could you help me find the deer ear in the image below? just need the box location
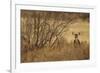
[78,32,80,35]
[72,32,74,35]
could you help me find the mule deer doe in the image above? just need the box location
[72,32,81,48]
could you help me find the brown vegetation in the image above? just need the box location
[21,41,89,63]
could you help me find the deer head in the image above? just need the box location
[72,32,80,39]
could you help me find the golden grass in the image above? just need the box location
[21,42,89,63]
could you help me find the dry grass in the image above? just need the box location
[21,42,89,63]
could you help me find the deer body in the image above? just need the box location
[72,32,81,48]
